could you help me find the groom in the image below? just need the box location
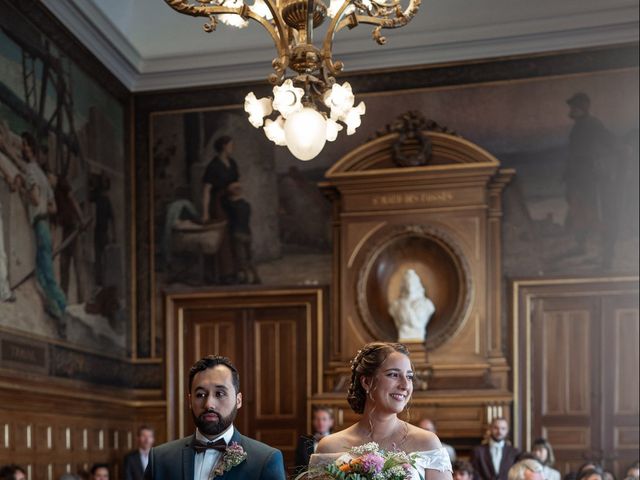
[144,355,286,479]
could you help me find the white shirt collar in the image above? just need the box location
[195,424,235,446]
[489,439,505,448]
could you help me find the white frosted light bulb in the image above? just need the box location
[328,0,354,17]
[272,79,304,118]
[244,92,273,128]
[264,116,286,145]
[326,118,343,142]
[251,0,273,19]
[344,101,366,135]
[284,107,327,161]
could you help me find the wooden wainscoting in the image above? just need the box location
[0,371,165,480]
[514,277,639,478]
[165,287,325,472]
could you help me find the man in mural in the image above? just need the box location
[564,92,616,257]
[0,153,18,303]
[227,182,260,284]
[56,173,87,303]
[201,135,239,284]
[0,123,24,303]
[21,131,68,335]
[90,172,115,287]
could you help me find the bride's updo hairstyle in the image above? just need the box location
[347,342,410,414]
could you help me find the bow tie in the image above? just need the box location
[193,438,227,454]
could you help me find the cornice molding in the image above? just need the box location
[42,1,639,92]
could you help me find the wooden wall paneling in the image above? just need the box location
[0,373,166,478]
[603,294,640,476]
[514,278,639,479]
[322,126,515,409]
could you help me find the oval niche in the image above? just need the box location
[356,225,473,350]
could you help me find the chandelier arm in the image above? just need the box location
[164,0,289,61]
[319,0,357,76]
[333,0,421,44]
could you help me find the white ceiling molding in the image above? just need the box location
[42,0,639,92]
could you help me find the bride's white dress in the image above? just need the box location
[309,447,452,479]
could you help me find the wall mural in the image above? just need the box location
[0,6,129,356]
[151,107,332,293]
[277,68,640,277]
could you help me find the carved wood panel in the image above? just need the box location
[0,381,165,479]
[515,278,639,479]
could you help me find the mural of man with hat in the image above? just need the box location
[564,92,616,259]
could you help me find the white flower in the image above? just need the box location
[344,101,366,135]
[219,0,249,28]
[263,116,286,145]
[272,79,304,118]
[350,441,379,455]
[335,453,353,466]
[244,92,273,128]
[323,82,355,120]
[325,118,343,142]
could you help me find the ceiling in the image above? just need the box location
[42,0,639,92]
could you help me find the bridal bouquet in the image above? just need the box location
[301,442,424,480]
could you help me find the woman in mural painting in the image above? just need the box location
[201,135,240,284]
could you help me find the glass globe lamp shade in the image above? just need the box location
[284,107,327,161]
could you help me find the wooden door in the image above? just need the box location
[531,296,601,474]
[601,295,639,475]
[166,287,324,472]
[517,278,639,479]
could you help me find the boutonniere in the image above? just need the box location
[212,442,247,478]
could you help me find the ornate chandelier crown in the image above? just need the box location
[165,0,421,160]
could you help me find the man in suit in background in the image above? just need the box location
[124,425,155,480]
[294,405,334,474]
[418,418,457,462]
[144,355,286,480]
[471,417,520,480]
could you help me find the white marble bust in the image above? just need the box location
[388,269,435,342]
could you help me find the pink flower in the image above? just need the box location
[360,453,385,474]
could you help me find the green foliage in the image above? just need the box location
[325,464,367,480]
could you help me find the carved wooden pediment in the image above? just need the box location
[326,111,500,178]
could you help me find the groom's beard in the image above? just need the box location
[193,405,237,437]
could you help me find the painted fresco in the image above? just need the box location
[151,69,638,295]
[0,10,129,355]
[151,108,332,292]
[282,69,640,276]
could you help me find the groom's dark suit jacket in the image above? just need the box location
[143,428,286,480]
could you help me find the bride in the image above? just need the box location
[310,342,452,479]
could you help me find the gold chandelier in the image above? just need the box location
[164,0,421,160]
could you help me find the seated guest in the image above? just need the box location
[90,464,109,480]
[0,465,26,480]
[419,418,457,462]
[454,461,476,480]
[579,464,603,474]
[626,461,639,480]
[472,418,520,480]
[124,425,155,480]
[294,405,335,474]
[508,459,545,480]
[59,475,81,480]
[532,438,561,480]
[577,469,604,480]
